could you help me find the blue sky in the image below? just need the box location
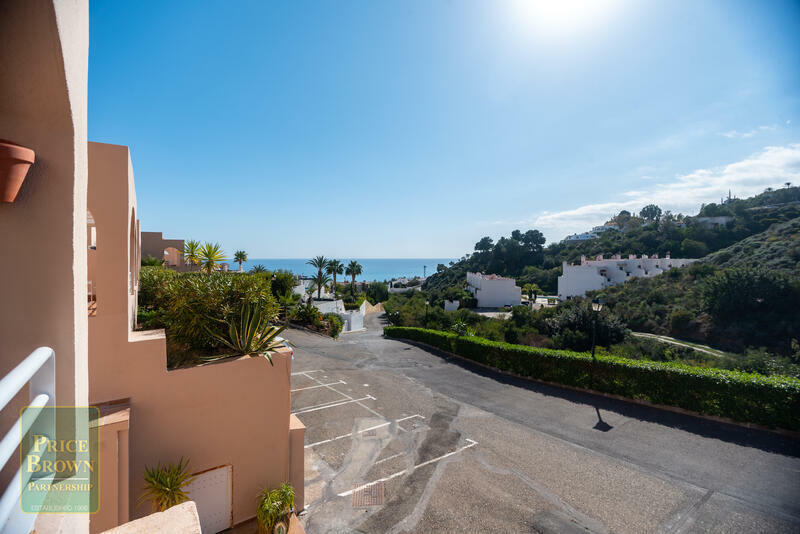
[88,0,800,257]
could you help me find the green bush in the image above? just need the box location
[384,326,800,430]
[324,313,343,339]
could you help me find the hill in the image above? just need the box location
[596,218,800,356]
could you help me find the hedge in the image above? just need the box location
[384,327,800,431]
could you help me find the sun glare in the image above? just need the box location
[510,0,623,39]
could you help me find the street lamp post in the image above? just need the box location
[590,299,603,362]
[425,299,429,326]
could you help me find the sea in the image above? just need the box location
[235,258,456,282]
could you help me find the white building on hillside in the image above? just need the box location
[466,272,522,308]
[564,231,598,242]
[557,253,695,300]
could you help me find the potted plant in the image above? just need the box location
[0,139,35,203]
[256,483,295,534]
[138,457,195,512]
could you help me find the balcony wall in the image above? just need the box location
[87,143,296,528]
[0,4,89,527]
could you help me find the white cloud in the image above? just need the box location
[720,124,776,139]
[529,144,800,241]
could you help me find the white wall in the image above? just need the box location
[466,273,521,308]
[444,300,459,311]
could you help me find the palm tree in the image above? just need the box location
[345,260,362,292]
[249,264,267,274]
[311,272,331,300]
[307,256,329,298]
[198,242,227,273]
[183,240,201,271]
[326,259,344,298]
[233,250,248,272]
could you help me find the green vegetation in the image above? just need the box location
[365,282,388,304]
[141,254,164,267]
[204,301,285,364]
[346,260,363,290]
[256,483,295,533]
[307,256,329,298]
[197,242,227,273]
[426,187,800,295]
[233,249,248,271]
[384,327,800,430]
[139,458,195,512]
[183,239,201,269]
[326,259,344,298]
[138,267,280,367]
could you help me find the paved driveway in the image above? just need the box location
[289,315,800,534]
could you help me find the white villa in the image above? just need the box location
[466,272,522,308]
[557,253,695,300]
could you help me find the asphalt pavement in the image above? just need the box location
[289,314,800,534]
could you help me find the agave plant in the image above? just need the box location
[138,457,195,512]
[256,483,295,533]
[205,301,285,365]
[183,240,201,270]
[198,242,227,273]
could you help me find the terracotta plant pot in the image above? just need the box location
[0,139,35,203]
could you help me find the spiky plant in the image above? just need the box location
[205,301,285,365]
[250,264,268,273]
[256,483,295,533]
[138,458,194,512]
[234,250,248,271]
[183,240,201,270]
[198,242,227,273]
[326,259,344,298]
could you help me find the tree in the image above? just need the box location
[511,229,523,241]
[522,283,542,304]
[345,260,362,292]
[233,250,248,271]
[326,259,344,298]
[639,204,662,221]
[307,256,329,298]
[521,229,546,252]
[474,236,494,253]
[249,264,267,273]
[183,240,201,270]
[198,242,227,273]
[311,272,331,299]
[437,263,447,273]
[680,238,708,258]
[366,282,389,304]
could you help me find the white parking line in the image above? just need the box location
[291,381,346,393]
[293,395,376,415]
[337,439,478,497]
[302,372,385,419]
[292,369,323,376]
[305,415,424,449]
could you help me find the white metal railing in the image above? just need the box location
[0,347,55,533]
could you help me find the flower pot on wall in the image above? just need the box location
[0,139,35,203]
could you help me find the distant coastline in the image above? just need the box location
[236,258,456,282]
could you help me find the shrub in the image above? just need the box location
[324,313,343,339]
[384,326,800,430]
[256,483,295,533]
[138,458,194,512]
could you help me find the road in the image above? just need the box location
[289,314,800,534]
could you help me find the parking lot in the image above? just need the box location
[289,316,800,534]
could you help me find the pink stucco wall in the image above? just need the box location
[87,142,299,527]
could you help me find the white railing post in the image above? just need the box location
[0,347,56,533]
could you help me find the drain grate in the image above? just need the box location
[352,482,385,506]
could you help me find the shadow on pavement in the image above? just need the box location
[390,337,800,458]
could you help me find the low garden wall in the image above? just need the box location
[384,327,800,431]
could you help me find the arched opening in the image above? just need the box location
[164,246,181,267]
